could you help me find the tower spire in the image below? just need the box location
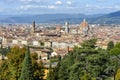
[83,18,86,22]
[31,21,35,35]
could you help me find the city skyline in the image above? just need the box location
[0,0,120,15]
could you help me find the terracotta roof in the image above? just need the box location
[56,25,61,30]
[80,19,89,28]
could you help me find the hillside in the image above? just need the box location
[93,11,120,24]
[0,11,120,24]
[0,14,86,24]
[0,14,101,24]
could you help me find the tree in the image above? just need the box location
[31,53,44,80]
[7,46,26,80]
[40,42,44,46]
[109,42,120,80]
[115,42,120,49]
[80,39,98,54]
[19,46,34,80]
[47,39,114,80]
[107,41,114,51]
[109,42,120,62]
[47,64,55,80]
[81,39,97,48]
[0,60,11,80]
[0,46,45,80]
[0,46,24,80]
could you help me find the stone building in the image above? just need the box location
[31,21,35,35]
[65,22,70,34]
[80,19,89,36]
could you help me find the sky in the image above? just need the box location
[0,0,120,15]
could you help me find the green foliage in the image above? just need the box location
[110,48,120,56]
[80,39,98,54]
[115,42,120,49]
[19,46,34,80]
[80,71,95,80]
[0,46,45,80]
[107,41,114,51]
[115,69,120,80]
[0,46,26,80]
[40,42,44,46]
[0,60,11,80]
[7,46,26,80]
[109,42,120,60]
[47,64,56,80]
[109,42,120,80]
[50,56,61,62]
[47,55,62,80]
[109,42,120,68]
[31,53,44,80]
[81,38,97,49]
[47,39,115,80]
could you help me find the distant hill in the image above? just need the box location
[0,11,120,24]
[93,11,120,24]
[0,14,86,24]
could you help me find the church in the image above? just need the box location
[80,19,89,36]
[65,19,91,37]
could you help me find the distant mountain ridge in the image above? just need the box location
[92,11,120,24]
[0,11,120,24]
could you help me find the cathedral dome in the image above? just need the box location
[80,19,89,28]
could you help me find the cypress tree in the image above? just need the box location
[107,41,114,51]
[19,46,34,80]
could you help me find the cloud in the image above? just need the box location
[3,0,15,1]
[20,0,33,2]
[66,1,72,5]
[97,0,107,1]
[114,5,120,9]
[66,6,77,9]
[20,0,47,3]
[48,5,56,9]
[17,4,56,10]
[0,8,3,12]
[18,5,36,10]
[55,1,62,5]
[2,0,120,14]
[84,4,120,11]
